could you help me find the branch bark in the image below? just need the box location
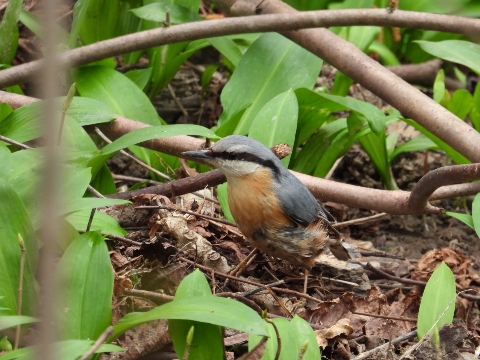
[1,92,478,216]
[0,9,479,88]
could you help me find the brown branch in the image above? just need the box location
[408,164,480,214]
[0,9,479,89]
[387,59,463,90]
[1,92,478,215]
[213,0,480,164]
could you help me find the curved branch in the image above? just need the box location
[407,164,480,214]
[0,9,479,89]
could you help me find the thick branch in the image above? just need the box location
[0,9,479,89]
[213,0,480,164]
[1,92,478,215]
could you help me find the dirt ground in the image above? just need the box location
[103,64,480,359]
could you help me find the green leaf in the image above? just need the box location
[472,193,480,239]
[200,65,219,89]
[90,164,116,195]
[416,40,480,75]
[417,262,456,339]
[169,270,223,360]
[217,183,234,223]
[66,209,127,236]
[390,135,438,162]
[315,92,386,134]
[208,37,243,68]
[433,70,448,105]
[0,102,13,122]
[447,89,474,120]
[101,124,218,155]
[0,340,123,360]
[74,66,162,126]
[66,97,116,126]
[368,41,401,66]
[294,88,345,145]
[56,232,113,340]
[112,296,268,340]
[402,118,469,165]
[218,33,322,135]
[0,101,97,151]
[249,89,298,166]
[0,180,39,318]
[124,68,153,91]
[19,9,68,41]
[445,212,474,230]
[130,2,201,23]
[249,315,320,359]
[0,316,39,332]
[0,0,21,64]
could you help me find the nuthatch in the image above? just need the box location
[182,136,350,281]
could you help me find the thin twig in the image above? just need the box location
[135,205,236,226]
[353,311,417,322]
[95,127,173,181]
[333,213,388,228]
[14,235,26,350]
[0,135,31,149]
[351,330,417,360]
[78,326,114,360]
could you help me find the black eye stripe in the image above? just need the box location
[213,151,281,179]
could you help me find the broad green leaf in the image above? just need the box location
[217,183,234,223]
[218,33,322,135]
[447,89,474,120]
[56,232,113,340]
[174,269,212,299]
[416,40,480,75]
[390,135,438,162]
[0,0,21,64]
[0,316,39,332]
[124,68,153,91]
[471,83,480,131]
[294,119,348,175]
[445,212,474,230]
[249,89,298,166]
[66,97,116,126]
[101,124,218,155]
[69,0,92,48]
[472,193,480,239]
[315,92,386,134]
[19,9,68,40]
[130,2,201,23]
[294,88,346,145]
[90,164,116,195]
[77,0,121,45]
[169,270,223,360]
[402,118,469,165]
[433,70,448,105]
[208,37,243,67]
[369,41,401,66]
[0,340,123,360]
[0,180,39,318]
[74,66,162,126]
[0,101,97,151]
[112,296,269,340]
[417,262,456,339]
[249,315,320,359]
[0,103,13,121]
[66,209,127,236]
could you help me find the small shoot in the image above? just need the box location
[417,261,456,340]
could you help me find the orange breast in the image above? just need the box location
[227,168,291,240]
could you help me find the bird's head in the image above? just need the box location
[182,135,283,178]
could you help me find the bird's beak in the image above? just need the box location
[181,149,213,160]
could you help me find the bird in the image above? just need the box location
[182,135,350,291]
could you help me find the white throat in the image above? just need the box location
[214,159,260,177]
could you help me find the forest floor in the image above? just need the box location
[102,61,480,359]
